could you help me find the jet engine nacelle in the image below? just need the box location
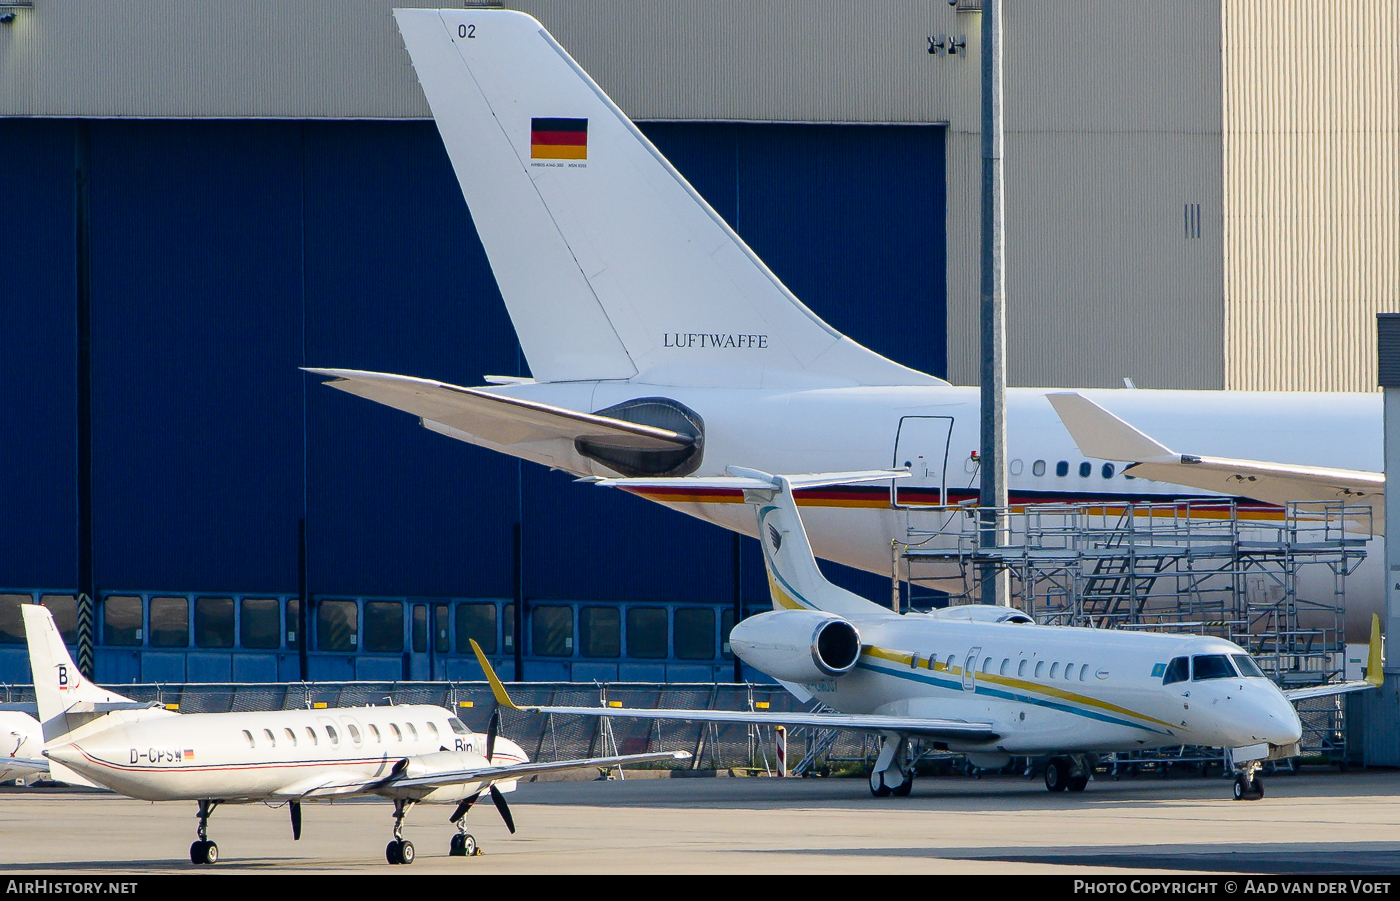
[729,609,862,683]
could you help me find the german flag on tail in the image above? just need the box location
[531,117,587,160]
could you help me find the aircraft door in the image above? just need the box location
[962,647,981,691]
[892,416,954,507]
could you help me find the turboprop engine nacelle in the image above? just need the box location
[729,609,861,684]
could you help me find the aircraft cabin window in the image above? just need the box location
[406,723,419,740]
[1078,462,1092,478]
[194,597,235,649]
[981,657,993,674]
[149,596,190,648]
[909,653,920,669]
[364,601,404,653]
[1050,662,1061,678]
[103,595,144,647]
[427,722,439,739]
[999,658,1010,676]
[240,597,281,650]
[456,603,497,655]
[263,728,276,747]
[1102,463,1115,479]
[926,654,937,670]
[1055,461,1069,477]
[390,723,402,741]
[325,725,339,746]
[675,607,716,660]
[1035,661,1045,678]
[1032,460,1046,477]
[306,727,318,746]
[1018,659,1028,677]
[449,717,470,735]
[369,724,381,742]
[285,728,297,746]
[1192,654,1236,681]
[1079,664,1089,681]
[1232,655,1266,678]
[346,723,362,744]
[1064,662,1074,680]
[580,606,621,658]
[242,730,255,749]
[1162,656,1190,685]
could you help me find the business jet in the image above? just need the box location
[20,605,686,866]
[309,8,1385,629]
[471,469,1381,801]
[0,709,47,784]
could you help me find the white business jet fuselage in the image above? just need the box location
[316,9,1385,631]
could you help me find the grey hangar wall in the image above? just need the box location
[0,117,946,683]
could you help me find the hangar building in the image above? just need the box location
[0,1,1394,684]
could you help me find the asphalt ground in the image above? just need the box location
[1,770,1398,874]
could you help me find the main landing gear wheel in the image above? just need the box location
[386,839,415,864]
[1232,774,1264,801]
[868,768,893,797]
[450,833,478,857]
[891,774,914,797]
[1044,758,1069,792]
[1067,773,1089,792]
[189,840,218,865]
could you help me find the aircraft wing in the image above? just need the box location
[1047,393,1384,531]
[305,368,692,452]
[0,757,49,774]
[385,750,691,790]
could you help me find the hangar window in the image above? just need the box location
[435,605,450,654]
[149,597,190,648]
[1032,460,1046,477]
[286,598,301,650]
[1162,656,1190,685]
[580,606,621,658]
[285,728,297,747]
[412,605,427,654]
[240,598,281,649]
[1018,659,1028,677]
[1232,655,1265,678]
[195,597,235,649]
[263,729,276,747]
[317,600,358,652]
[1035,660,1045,678]
[627,608,668,659]
[0,595,25,645]
[533,606,575,657]
[369,724,381,742]
[242,730,255,749]
[675,608,716,660]
[1055,461,1069,477]
[449,717,470,736]
[389,723,402,741]
[306,727,318,746]
[364,601,404,653]
[103,596,144,646]
[41,595,78,644]
[503,604,516,652]
[1102,463,1115,479]
[1192,655,1236,681]
[1078,462,1092,478]
[1050,662,1061,678]
[456,603,497,655]
[721,609,736,660]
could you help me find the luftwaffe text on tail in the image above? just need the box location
[22,604,687,866]
[471,469,1382,801]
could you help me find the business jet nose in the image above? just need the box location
[1238,687,1303,747]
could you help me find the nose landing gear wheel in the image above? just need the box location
[868,768,893,797]
[891,774,914,797]
[1232,775,1264,801]
[189,840,218,865]
[1067,773,1089,792]
[450,833,478,857]
[1044,758,1069,792]
[386,839,415,864]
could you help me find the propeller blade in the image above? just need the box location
[449,792,481,824]
[290,801,302,841]
[486,710,499,763]
[489,784,516,834]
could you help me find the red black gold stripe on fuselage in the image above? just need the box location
[619,485,1286,519]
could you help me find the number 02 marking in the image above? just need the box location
[458,23,476,39]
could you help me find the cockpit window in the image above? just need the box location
[1232,654,1265,678]
[1162,656,1189,685]
[1192,654,1236,681]
[449,716,470,736]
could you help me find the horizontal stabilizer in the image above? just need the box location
[1049,392,1384,532]
[592,468,910,493]
[3,757,49,774]
[308,369,690,451]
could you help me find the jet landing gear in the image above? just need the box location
[1232,762,1264,801]
[190,800,220,865]
[868,736,913,798]
[386,799,416,865]
[450,828,479,858]
[1044,757,1090,793]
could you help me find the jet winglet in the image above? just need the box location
[1367,613,1384,687]
[470,640,527,712]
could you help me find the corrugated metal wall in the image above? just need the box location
[1221,1,1400,392]
[0,119,938,609]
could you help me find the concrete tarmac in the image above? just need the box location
[1,771,1399,874]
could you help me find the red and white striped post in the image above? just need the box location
[775,726,787,777]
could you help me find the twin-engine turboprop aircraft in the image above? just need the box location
[311,8,1388,631]
[21,605,686,866]
[471,470,1381,802]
